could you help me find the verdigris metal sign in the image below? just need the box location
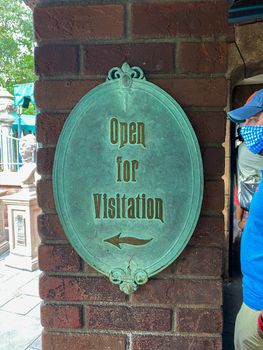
[53,63,203,294]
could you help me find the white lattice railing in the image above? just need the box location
[0,130,23,172]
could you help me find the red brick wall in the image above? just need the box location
[34,1,229,349]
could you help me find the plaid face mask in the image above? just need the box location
[240,125,263,154]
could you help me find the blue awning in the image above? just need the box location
[12,114,36,134]
[13,83,35,108]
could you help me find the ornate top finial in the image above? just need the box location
[107,62,146,88]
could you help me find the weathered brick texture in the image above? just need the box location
[38,244,81,272]
[151,78,227,108]
[37,179,55,210]
[161,246,222,277]
[34,5,124,41]
[202,180,225,213]
[86,306,172,331]
[36,114,67,145]
[41,304,82,329]
[190,215,224,246]
[132,335,221,350]
[203,146,225,179]
[35,80,101,112]
[131,2,229,38]
[37,147,55,176]
[176,308,222,333]
[179,42,227,74]
[84,43,175,75]
[187,112,226,145]
[42,332,126,350]
[39,275,127,302]
[38,213,67,241]
[131,279,222,306]
[35,45,79,76]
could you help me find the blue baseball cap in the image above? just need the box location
[227,89,263,123]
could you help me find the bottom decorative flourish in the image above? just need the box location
[109,267,148,294]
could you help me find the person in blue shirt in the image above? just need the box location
[228,89,263,349]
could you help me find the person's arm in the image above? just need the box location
[257,310,263,339]
[236,204,246,230]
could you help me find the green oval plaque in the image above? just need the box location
[53,63,203,294]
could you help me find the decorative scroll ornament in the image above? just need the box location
[107,62,145,89]
[109,267,148,294]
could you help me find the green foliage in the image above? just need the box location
[0,0,35,95]
[23,102,35,115]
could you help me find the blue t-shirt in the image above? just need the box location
[241,172,263,310]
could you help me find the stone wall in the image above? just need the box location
[34,1,229,349]
[227,22,263,86]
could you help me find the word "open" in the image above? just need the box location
[110,117,145,148]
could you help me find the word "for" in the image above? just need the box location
[110,117,145,148]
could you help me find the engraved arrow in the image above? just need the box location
[104,233,152,249]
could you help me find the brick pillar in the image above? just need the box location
[34,1,230,349]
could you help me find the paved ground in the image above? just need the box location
[0,252,41,350]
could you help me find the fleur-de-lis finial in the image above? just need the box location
[107,62,146,84]
[109,267,148,294]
